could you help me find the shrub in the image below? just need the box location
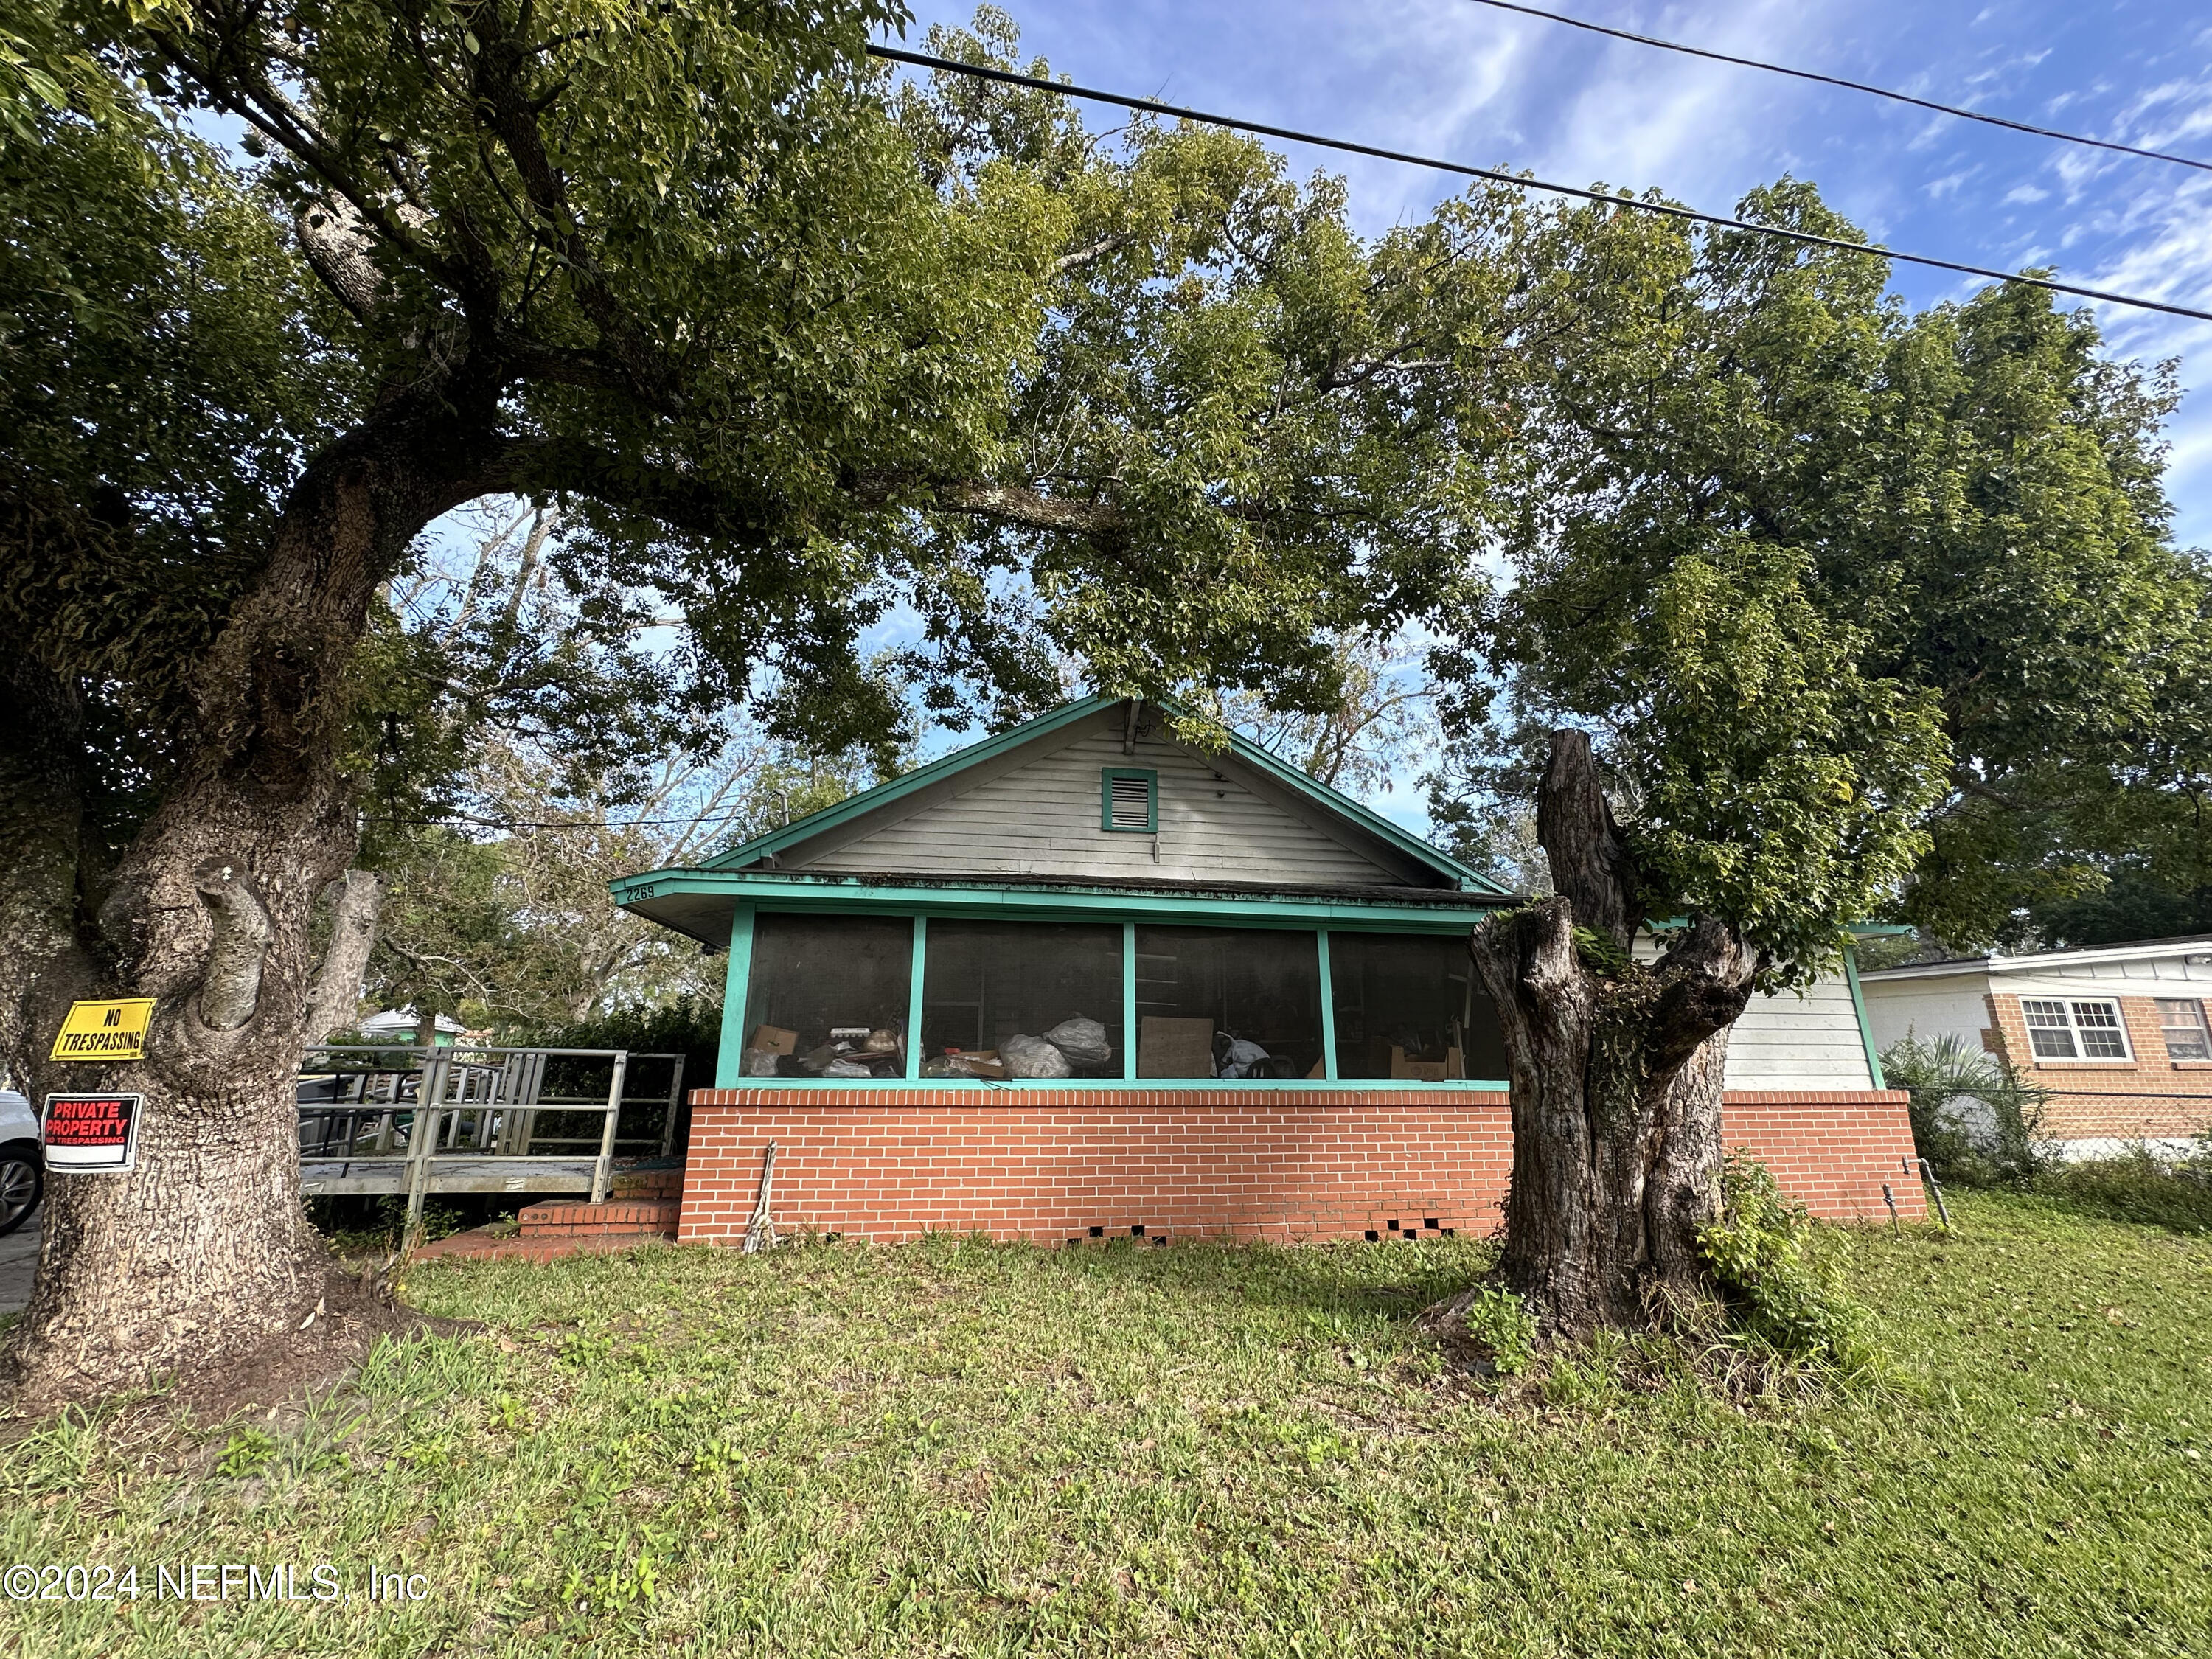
[517,996,723,1153]
[1698,1152,1874,1372]
[1452,1284,1540,1377]
[1882,1032,2049,1185]
[524,996,719,1087]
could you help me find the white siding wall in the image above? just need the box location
[1860,977,1996,1055]
[1726,976,1876,1090]
[796,726,1404,886]
[1860,954,2212,1058]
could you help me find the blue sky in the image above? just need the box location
[891,0,2212,547]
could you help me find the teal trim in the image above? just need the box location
[1121,921,1138,1081]
[614,869,1510,933]
[715,902,756,1088]
[1101,766,1158,832]
[703,695,1122,872]
[1844,947,1886,1089]
[905,915,928,1081]
[1315,929,1339,1080]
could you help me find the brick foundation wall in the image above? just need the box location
[1986,993,2212,1143]
[1719,1092,1926,1222]
[676,1086,1922,1247]
[521,1197,681,1237]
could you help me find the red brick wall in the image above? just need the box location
[1985,992,2212,1141]
[676,1086,1923,1246]
[1720,1091,1926,1222]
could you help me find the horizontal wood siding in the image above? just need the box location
[797,726,1403,886]
[1726,976,1874,1091]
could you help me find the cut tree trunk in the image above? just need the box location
[1,408,504,1413]
[1455,730,1762,1342]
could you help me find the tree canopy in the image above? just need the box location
[1425,182,2207,961]
[6,0,2207,1403]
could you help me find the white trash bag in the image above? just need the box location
[1001,1034,1074,1078]
[1041,1016,1112,1068]
[1217,1037,1272,1079]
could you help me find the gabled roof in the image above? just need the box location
[703,693,1510,894]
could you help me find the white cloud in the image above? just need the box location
[2119,74,2212,148]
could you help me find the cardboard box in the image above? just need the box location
[1390,1045,1448,1083]
[1138,1015,1217,1078]
[750,1024,799,1056]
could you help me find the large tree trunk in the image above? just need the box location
[1,414,500,1412]
[1465,731,1762,1340]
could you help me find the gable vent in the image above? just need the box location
[1110,774,1152,829]
[1104,768,1155,832]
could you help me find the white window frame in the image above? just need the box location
[2156,997,2211,1062]
[2018,996,2133,1062]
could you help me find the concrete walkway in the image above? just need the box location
[0,1207,38,1316]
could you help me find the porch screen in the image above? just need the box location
[1326,931,1508,1082]
[1135,926,1324,1078]
[741,914,913,1078]
[921,921,1124,1077]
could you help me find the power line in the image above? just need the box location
[1457,0,2212,175]
[366,812,750,832]
[869,45,2212,327]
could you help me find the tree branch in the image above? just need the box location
[467,11,684,412]
[192,858,270,1032]
[1051,234,1128,276]
[305,870,381,1044]
[843,470,1127,539]
[296,192,386,322]
[1534,728,1641,954]
[490,437,787,546]
[1951,769,2025,812]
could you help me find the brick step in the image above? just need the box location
[608,1168,685,1200]
[519,1197,680,1238]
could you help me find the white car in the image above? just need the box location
[0,1088,41,1238]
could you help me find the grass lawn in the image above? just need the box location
[4,1189,2210,1656]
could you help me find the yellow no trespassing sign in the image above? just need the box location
[49,998,156,1062]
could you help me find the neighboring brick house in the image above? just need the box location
[611,695,1921,1245]
[1859,937,2212,1156]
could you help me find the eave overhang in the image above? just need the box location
[611,866,1520,948]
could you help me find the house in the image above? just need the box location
[613,696,1921,1244]
[353,1009,469,1046]
[1859,936,2212,1158]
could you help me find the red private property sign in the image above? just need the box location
[41,1093,145,1174]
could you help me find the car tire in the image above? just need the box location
[0,1148,41,1238]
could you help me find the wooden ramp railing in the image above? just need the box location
[297,1045,685,1229]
